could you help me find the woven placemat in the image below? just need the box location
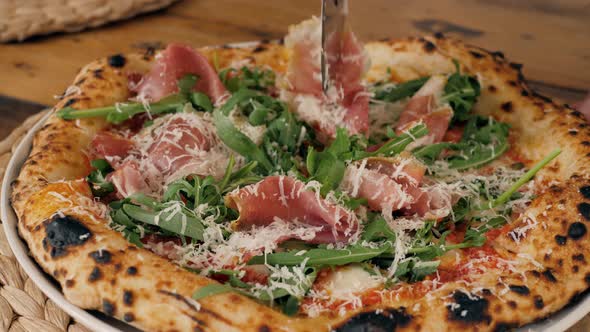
[0,0,179,43]
[2,111,590,331]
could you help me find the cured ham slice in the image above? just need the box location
[146,115,213,175]
[132,43,227,103]
[108,161,150,198]
[283,17,369,140]
[396,75,452,145]
[90,131,135,164]
[226,176,359,244]
[96,113,229,198]
[341,154,426,212]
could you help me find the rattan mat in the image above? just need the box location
[0,0,179,42]
[1,111,590,331]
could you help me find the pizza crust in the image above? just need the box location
[10,35,590,331]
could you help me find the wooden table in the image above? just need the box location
[1,0,589,140]
[0,0,589,330]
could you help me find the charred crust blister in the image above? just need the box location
[123,313,135,322]
[44,215,91,258]
[90,250,112,264]
[108,54,126,67]
[500,101,513,113]
[568,222,587,240]
[534,296,544,309]
[554,235,567,245]
[103,299,116,316]
[258,326,271,332]
[447,291,491,323]
[123,290,134,306]
[542,269,558,283]
[335,308,411,332]
[89,267,102,282]
[127,266,138,275]
[508,285,530,296]
[577,202,590,220]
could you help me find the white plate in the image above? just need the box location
[2,42,590,332]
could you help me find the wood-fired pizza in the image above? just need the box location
[10,17,590,331]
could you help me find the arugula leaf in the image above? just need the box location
[192,284,234,300]
[441,60,481,123]
[488,148,561,208]
[263,109,307,173]
[86,159,114,197]
[219,66,276,93]
[355,124,428,160]
[56,74,203,123]
[414,116,509,169]
[213,108,274,173]
[247,245,390,266]
[361,218,396,242]
[372,77,430,103]
[122,203,205,240]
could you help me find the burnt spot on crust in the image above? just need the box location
[469,51,485,59]
[447,291,490,323]
[258,326,271,332]
[63,98,77,107]
[44,215,91,258]
[65,279,75,288]
[578,202,590,220]
[501,101,513,113]
[509,62,523,70]
[108,54,126,67]
[509,285,530,296]
[422,40,436,53]
[568,222,587,240]
[532,91,553,103]
[90,250,112,264]
[123,290,134,306]
[534,296,544,309]
[253,45,267,53]
[93,69,104,79]
[521,89,529,97]
[488,85,497,93]
[573,254,586,262]
[494,323,516,332]
[123,313,135,322]
[585,273,590,285]
[158,290,201,313]
[103,299,116,316]
[127,266,138,275]
[89,267,102,282]
[555,235,567,245]
[434,32,444,39]
[335,307,411,332]
[543,269,558,283]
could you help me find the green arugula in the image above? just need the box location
[86,159,114,197]
[219,66,276,93]
[56,75,213,123]
[247,244,390,266]
[413,116,509,169]
[441,60,481,123]
[372,77,430,103]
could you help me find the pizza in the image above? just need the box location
[10,17,590,331]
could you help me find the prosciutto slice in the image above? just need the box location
[341,155,426,212]
[226,176,359,244]
[92,113,226,198]
[396,75,452,145]
[132,43,227,103]
[90,131,135,165]
[284,17,369,140]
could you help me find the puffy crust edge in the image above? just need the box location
[9,36,590,331]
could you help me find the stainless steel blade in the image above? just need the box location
[321,0,349,93]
